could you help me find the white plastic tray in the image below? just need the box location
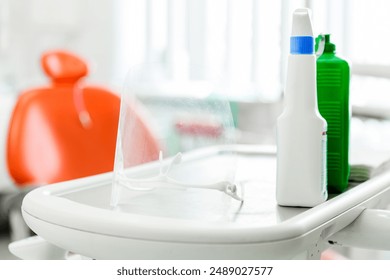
[20,145,390,259]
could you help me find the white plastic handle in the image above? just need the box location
[328,208,390,251]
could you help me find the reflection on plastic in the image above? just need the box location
[116,151,243,202]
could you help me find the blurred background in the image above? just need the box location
[2,0,390,146]
[1,0,390,103]
[2,0,390,259]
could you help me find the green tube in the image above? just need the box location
[316,34,350,193]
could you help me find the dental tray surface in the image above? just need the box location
[21,145,390,259]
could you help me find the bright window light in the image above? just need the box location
[113,0,283,101]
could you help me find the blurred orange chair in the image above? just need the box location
[2,50,160,241]
[6,50,159,187]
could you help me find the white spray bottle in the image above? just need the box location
[276,8,328,207]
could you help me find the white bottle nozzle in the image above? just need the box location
[290,8,314,55]
[291,8,313,36]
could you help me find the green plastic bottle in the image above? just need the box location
[316,34,350,193]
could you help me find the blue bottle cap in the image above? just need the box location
[290,36,314,55]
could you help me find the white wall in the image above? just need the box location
[0,0,117,93]
[0,0,118,190]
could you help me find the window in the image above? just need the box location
[309,0,390,116]
[113,0,284,101]
[113,0,390,110]
[1,0,389,107]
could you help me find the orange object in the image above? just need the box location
[321,248,348,260]
[6,50,159,187]
[41,50,88,85]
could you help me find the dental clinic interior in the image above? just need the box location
[1,0,390,260]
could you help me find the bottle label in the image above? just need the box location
[322,131,327,195]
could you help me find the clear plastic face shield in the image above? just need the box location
[110,63,243,217]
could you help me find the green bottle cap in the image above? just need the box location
[323,34,336,53]
[315,34,336,54]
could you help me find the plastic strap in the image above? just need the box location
[316,34,326,58]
